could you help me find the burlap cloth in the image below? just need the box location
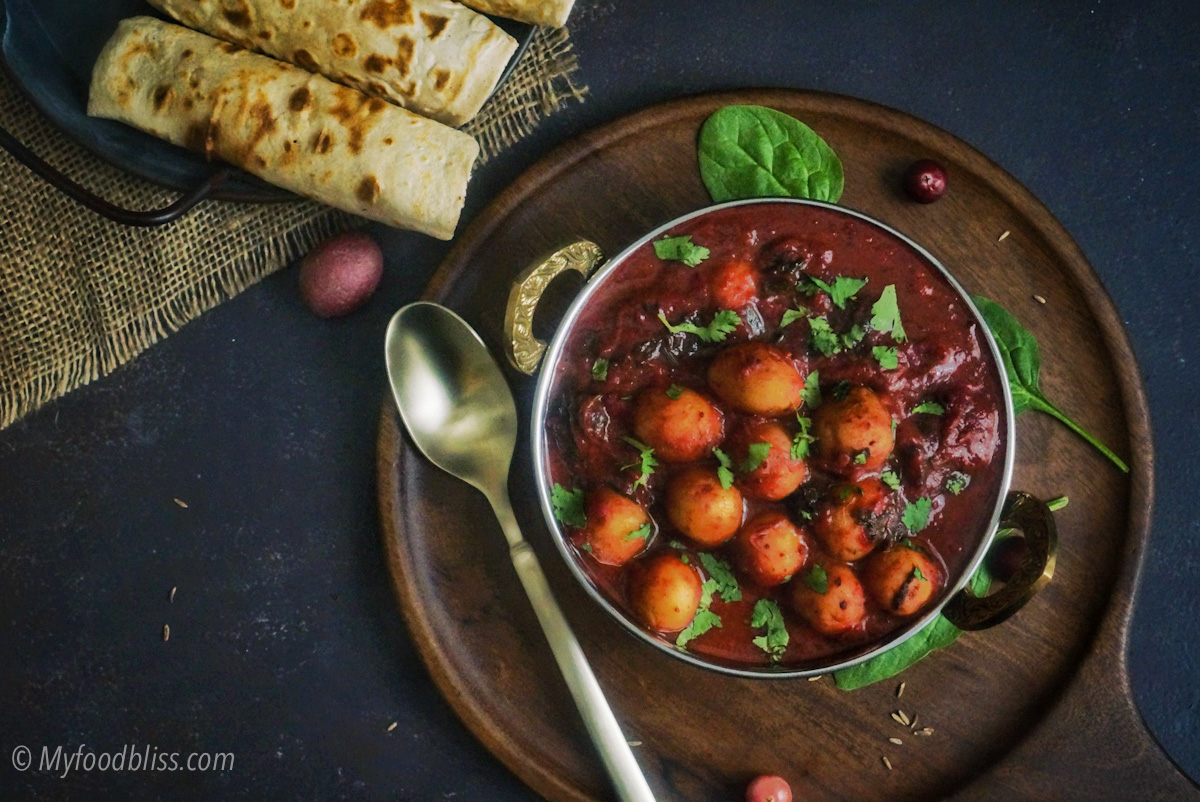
[0,27,585,430]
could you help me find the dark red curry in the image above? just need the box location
[544,202,1006,669]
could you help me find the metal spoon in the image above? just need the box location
[384,302,656,802]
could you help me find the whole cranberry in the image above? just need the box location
[987,534,1028,583]
[903,159,948,203]
[746,775,792,802]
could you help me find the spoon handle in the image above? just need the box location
[492,496,657,802]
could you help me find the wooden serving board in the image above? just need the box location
[377,90,1195,801]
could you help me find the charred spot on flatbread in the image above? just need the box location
[421,13,449,39]
[311,130,334,154]
[433,69,449,91]
[364,54,392,73]
[288,86,312,112]
[152,84,173,111]
[360,0,413,28]
[279,0,295,8]
[217,42,243,55]
[395,36,414,78]
[222,1,252,28]
[332,33,357,58]
[356,175,381,204]
[293,48,319,72]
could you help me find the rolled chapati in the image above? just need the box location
[88,16,479,240]
[457,0,575,28]
[145,0,517,126]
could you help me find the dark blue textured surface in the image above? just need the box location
[1,1,1197,799]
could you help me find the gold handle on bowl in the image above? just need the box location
[504,240,605,375]
[941,491,1058,631]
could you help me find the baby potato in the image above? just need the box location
[628,553,703,632]
[729,420,808,501]
[792,563,866,635]
[812,479,888,561]
[731,512,808,588]
[812,385,895,473]
[665,466,744,547]
[864,544,941,616]
[707,342,805,416]
[632,386,724,462]
[582,487,653,566]
[709,259,759,309]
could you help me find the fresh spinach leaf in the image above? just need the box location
[698,105,844,203]
[833,560,994,690]
[972,295,1128,473]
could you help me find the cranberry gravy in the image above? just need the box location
[543,203,1006,670]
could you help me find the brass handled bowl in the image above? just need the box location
[508,198,1056,679]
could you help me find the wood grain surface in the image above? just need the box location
[376,90,1195,801]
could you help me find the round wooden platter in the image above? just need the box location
[377,90,1195,801]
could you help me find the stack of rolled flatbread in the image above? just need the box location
[87,0,576,239]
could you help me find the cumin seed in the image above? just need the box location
[173,498,188,508]
[890,712,905,725]
[882,756,893,771]
[897,709,911,726]
[998,230,1011,242]
[919,727,935,736]
[896,681,905,698]
[162,624,170,641]
[627,741,643,747]
[1034,294,1047,304]
[386,722,397,732]
[808,676,822,682]
[889,737,903,745]
[170,586,177,603]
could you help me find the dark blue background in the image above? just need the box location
[1,1,1197,798]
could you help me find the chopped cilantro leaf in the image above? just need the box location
[591,357,609,381]
[944,471,969,495]
[698,553,741,603]
[741,441,772,473]
[913,401,945,415]
[902,497,933,532]
[901,536,926,553]
[676,607,721,649]
[668,539,688,550]
[808,316,842,356]
[880,470,902,490]
[620,436,658,489]
[791,415,815,460]
[750,599,789,659]
[841,324,867,349]
[551,484,586,528]
[658,309,741,343]
[852,449,868,465]
[872,345,899,369]
[912,566,927,582]
[801,370,821,408]
[781,308,806,328]
[810,276,868,309]
[797,276,821,296]
[870,284,907,342]
[803,564,829,594]
[653,235,710,267]
[665,384,684,399]
[623,523,652,542]
[580,542,592,553]
[712,447,735,490]
[831,380,851,400]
